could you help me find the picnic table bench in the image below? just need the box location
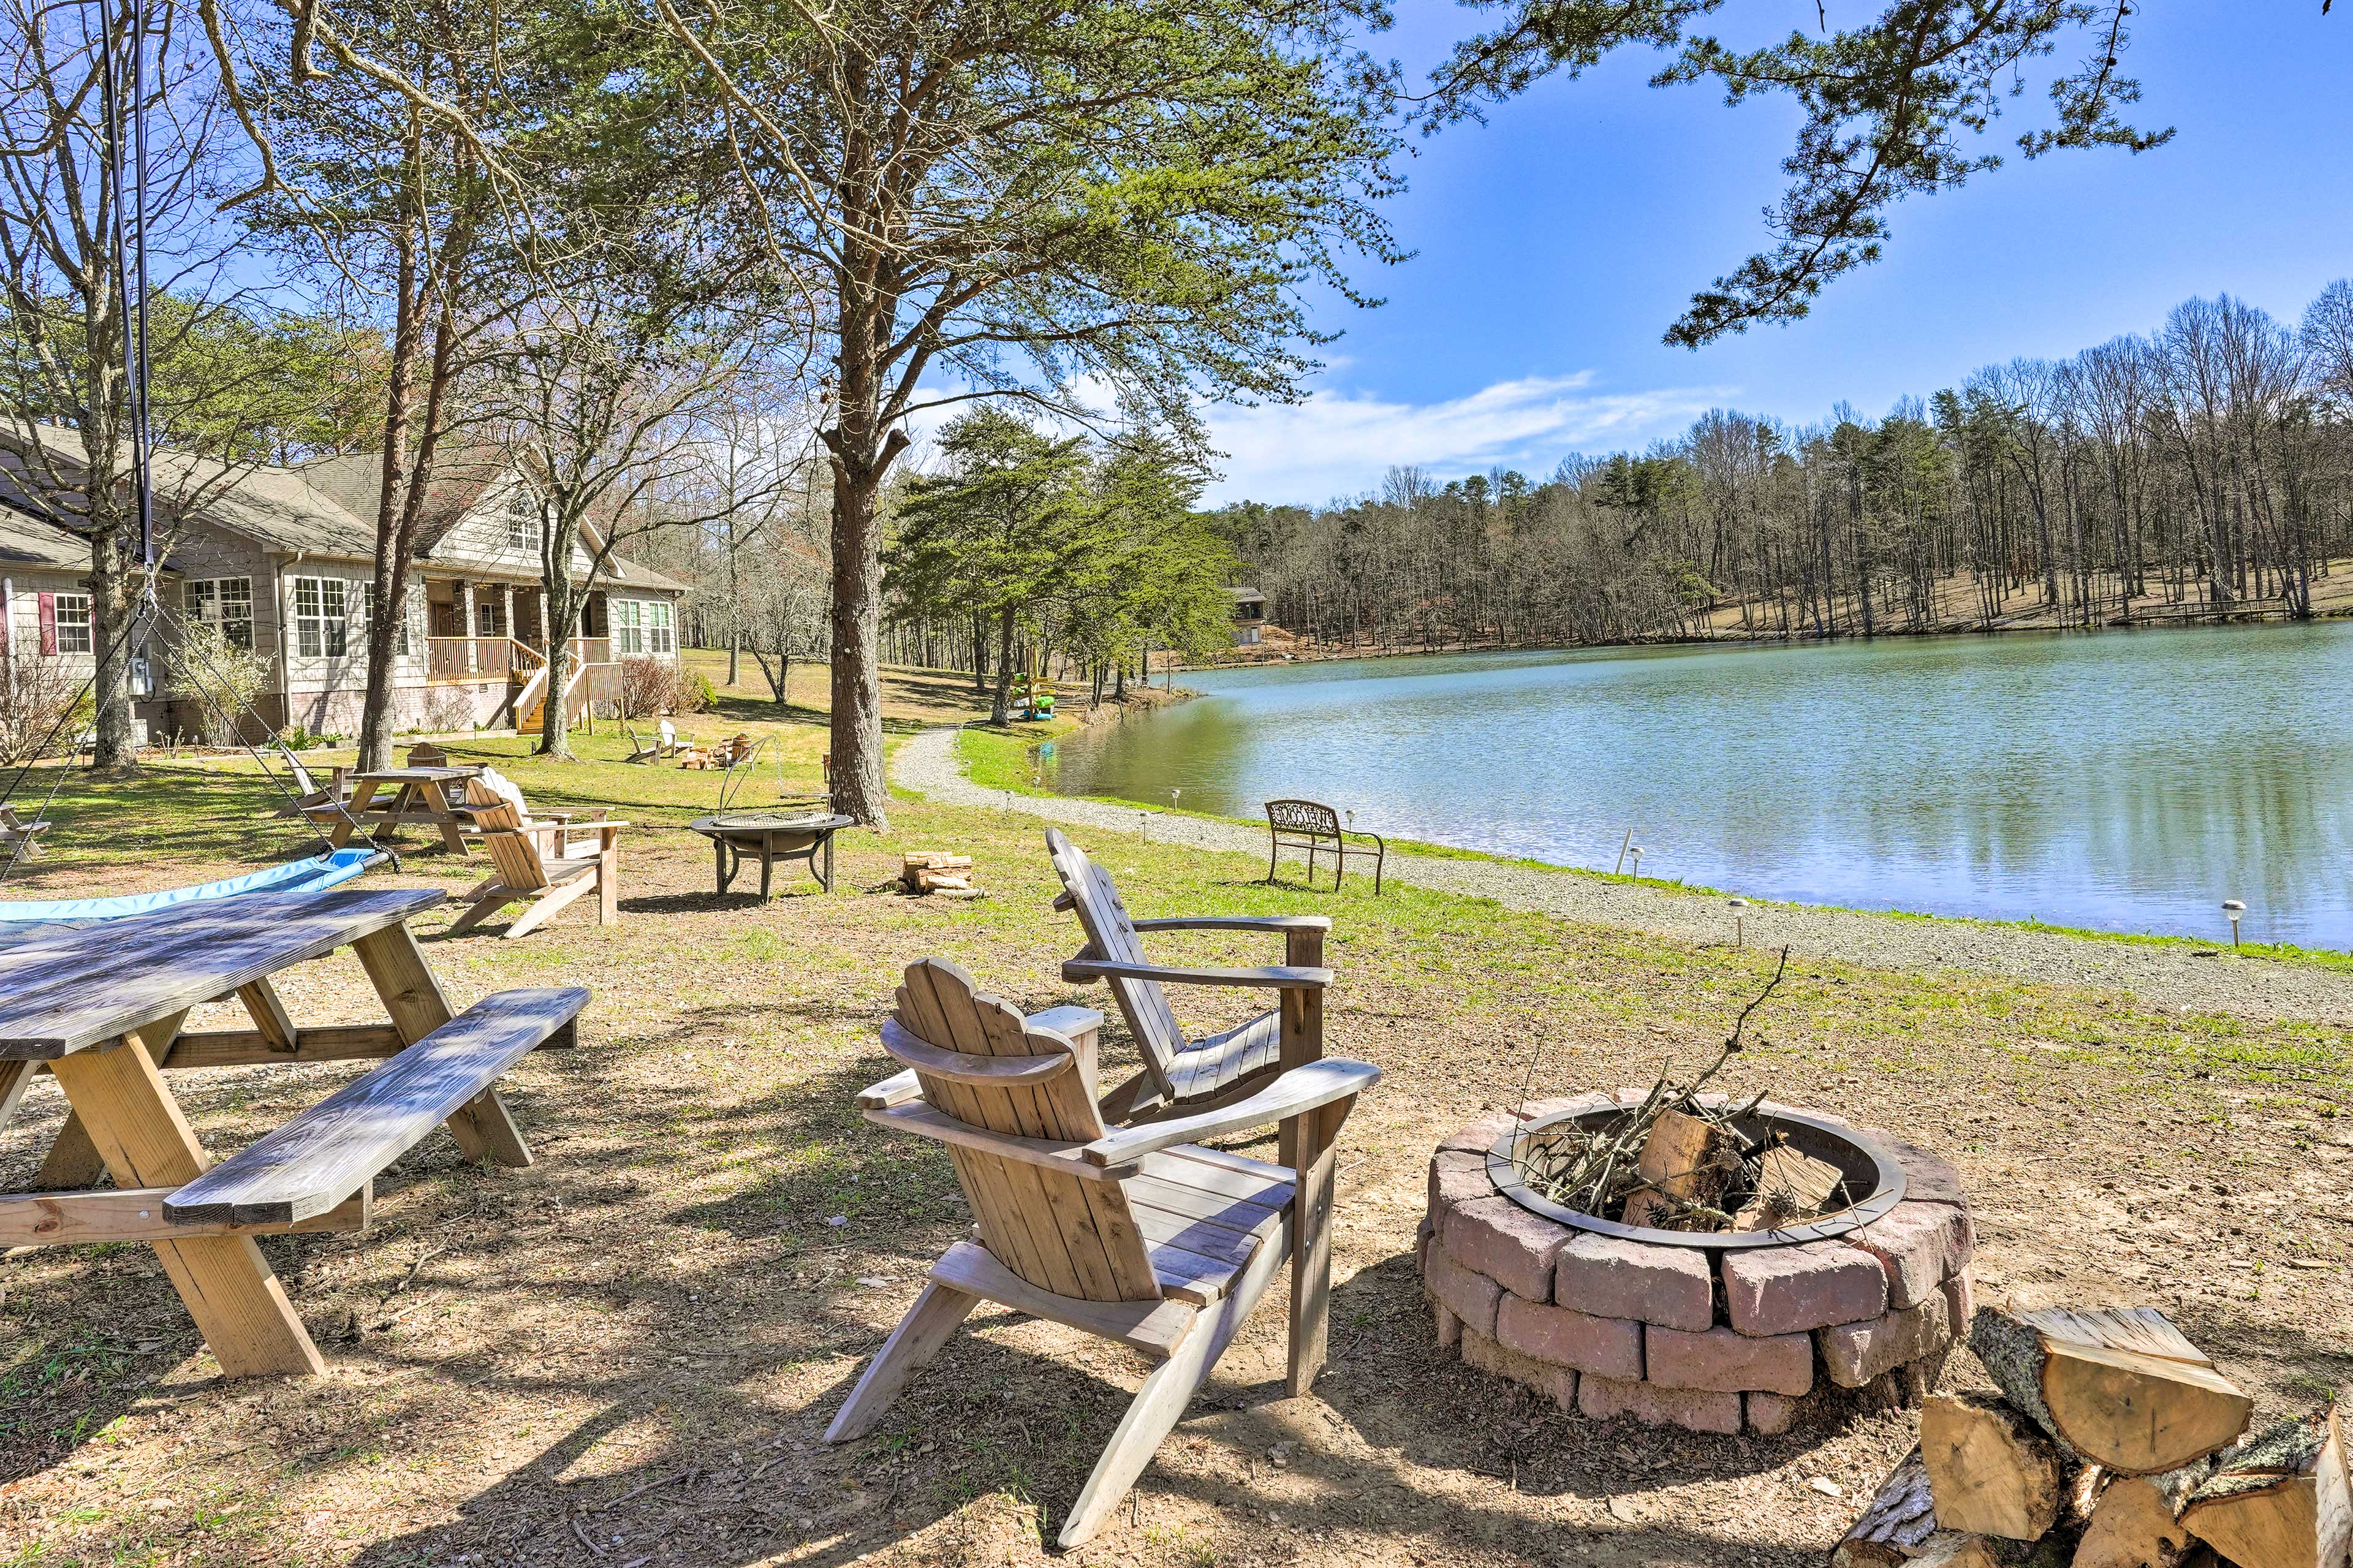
[309,765,483,854]
[0,888,587,1376]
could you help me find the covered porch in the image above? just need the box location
[420,577,620,728]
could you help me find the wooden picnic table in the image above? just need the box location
[689,811,855,898]
[311,765,483,854]
[0,888,586,1376]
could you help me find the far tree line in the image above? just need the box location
[1219,286,2353,654]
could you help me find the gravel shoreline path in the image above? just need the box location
[896,726,2353,1028]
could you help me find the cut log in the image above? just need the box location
[1909,1538,2002,1568]
[2180,1397,2351,1568]
[1621,1106,1733,1225]
[1835,1448,1941,1567]
[2078,1463,2210,1568]
[1921,1391,2071,1540]
[1733,1142,1847,1230]
[1968,1306,2253,1475]
[1636,1107,1726,1200]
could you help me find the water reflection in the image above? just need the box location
[1037,625,2353,947]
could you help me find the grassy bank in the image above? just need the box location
[2,700,2348,1567]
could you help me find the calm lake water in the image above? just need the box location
[1034,626,2353,947]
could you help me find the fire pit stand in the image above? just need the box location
[1417,1091,1976,1436]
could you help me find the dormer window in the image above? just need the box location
[505,487,542,550]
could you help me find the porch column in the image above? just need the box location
[455,581,476,672]
[498,583,513,643]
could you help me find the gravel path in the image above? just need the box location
[897,726,2353,1028]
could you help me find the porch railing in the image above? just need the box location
[426,635,547,681]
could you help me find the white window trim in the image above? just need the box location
[184,577,255,650]
[53,591,92,655]
[290,575,353,660]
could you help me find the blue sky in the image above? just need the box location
[1199,5,2353,506]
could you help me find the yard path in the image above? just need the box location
[898,725,2353,1028]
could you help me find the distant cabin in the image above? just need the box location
[1228,585,1266,646]
[0,431,687,744]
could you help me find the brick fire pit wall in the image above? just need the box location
[1417,1094,1976,1437]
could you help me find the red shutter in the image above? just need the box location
[37,592,55,656]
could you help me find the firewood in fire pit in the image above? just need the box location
[1969,1306,2254,1476]
[1921,1391,2072,1540]
[1732,1140,1848,1231]
[2178,1396,2351,1568]
[1622,1108,1741,1227]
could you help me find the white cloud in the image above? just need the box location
[1197,373,1728,506]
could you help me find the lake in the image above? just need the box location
[1032,625,2353,947]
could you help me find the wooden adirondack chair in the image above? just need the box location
[450,799,624,938]
[270,758,352,820]
[1046,827,1333,1125]
[461,769,607,858]
[0,804,50,860]
[830,957,1379,1548]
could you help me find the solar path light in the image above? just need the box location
[1729,897,1748,949]
[2222,899,2245,948]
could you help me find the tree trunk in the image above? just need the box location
[826,463,890,825]
[86,520,138,771]
[990,607,1016,725]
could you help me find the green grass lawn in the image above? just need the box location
[1,711,2347,1567]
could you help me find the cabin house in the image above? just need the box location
[0,430,687,744]
[1227,584,1267,646]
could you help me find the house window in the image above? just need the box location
[48,593,93,655]
[649,600,674,655]
[475,596,506,637]
[612,597,643,656]
[292,576,350,658]
[184,577,254,649]
[505,489,541,551]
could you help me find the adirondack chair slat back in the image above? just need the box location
[1044,830,1185,1097]
[469,800,551,892]
[892,958,1161,1304]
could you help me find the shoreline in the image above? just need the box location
[909,725,2353,1031]
[1175,603,2353,673]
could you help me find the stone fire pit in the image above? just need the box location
[1418,1093,1976,1436]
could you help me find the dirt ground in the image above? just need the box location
[2,768,2349,1568]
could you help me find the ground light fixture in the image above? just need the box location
[1729,896,1748,949]
[1627,845,1645,877]
[2222,898,2246,947]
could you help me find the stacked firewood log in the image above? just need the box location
[1836,1304,2349,1568]
[901,851,976,895]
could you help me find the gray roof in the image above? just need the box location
[1,424,376,558]
[0,426,688,594]
[0,507,88,573]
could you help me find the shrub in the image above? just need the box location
[620,657,707,718]
[0,638,94,763]
[167,624,274,747]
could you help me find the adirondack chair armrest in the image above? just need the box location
[1061,956,1332,990]
[1078,1058,1383,1168]
[1126,915,1333,934]
[1051,890,1076,912]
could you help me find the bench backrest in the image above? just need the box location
[1045,828,1186,1100]
[888,958,1161,1303]
[1266,798,1341,838]
[407,743,449,767]
[468,800,552,891]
